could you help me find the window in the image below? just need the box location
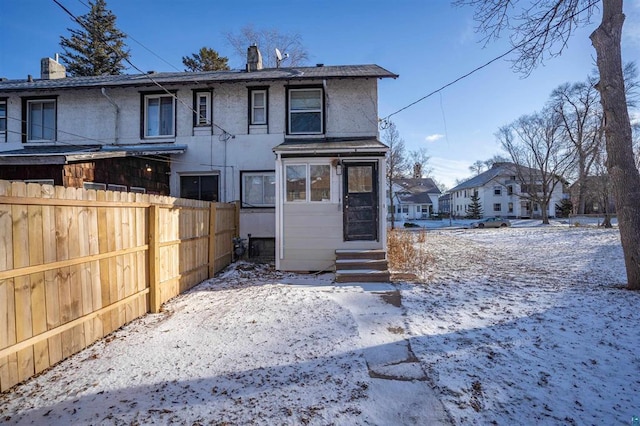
[285,163,331,202]
[507,185,513,195]
[508,202,514,213]
[180,175,219,201]
[494,186,502,196]
[288,87,323,134]
[250,89,267,125]
[0,99,6,142]
[242,171,275,207]
[107,184,127,192]
[143,93,175,137]
[401,206,409,214]
[26,99,56,141]
[194,91,211,126]
[493,203,502,212]
[83,182,107,191]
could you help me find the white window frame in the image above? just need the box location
[242,171,275,207]
[288,88,323,135]
[284,163,331,203]
[195,92,211,126]
[144,93,175,138]
[494,186,502,196]
[251,89,267,125]
[0,99,6,142]
[493,203,502,212]
[27,99,56,142]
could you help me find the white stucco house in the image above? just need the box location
[388,178,441,221]
[449,162,566,219]
[0,48,397,274]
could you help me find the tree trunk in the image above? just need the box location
[591,0,640,289]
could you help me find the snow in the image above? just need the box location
[1,220,639,425]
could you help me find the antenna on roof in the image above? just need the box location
[275,48,289,68]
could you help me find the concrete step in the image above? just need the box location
[335,269,391,283]
[335,258,388,271]
[335,249,386,261]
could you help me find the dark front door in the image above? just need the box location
[343,162,378,241]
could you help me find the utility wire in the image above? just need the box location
[52,0,233,137]
[379,1,598,126]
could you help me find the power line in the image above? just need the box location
[379,1,598,126]
[51,0,233,137]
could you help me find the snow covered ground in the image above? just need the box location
[1,220,639,425]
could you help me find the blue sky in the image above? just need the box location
[2,0,639,188]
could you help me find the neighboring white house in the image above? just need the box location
[0,49,398,272]
[449,162,566,219]
[388,178,441,220]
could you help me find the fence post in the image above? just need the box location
[234,201,240,238]
[148,204,161,313]
[208,203,217,278]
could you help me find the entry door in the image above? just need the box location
[343,162,378,241]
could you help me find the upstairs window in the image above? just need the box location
[0,99,6,142]
[194,91,211,126]
[143,93,175,138]
[250,89,267,125]
[288,87,323,134]
[494,186,502,196]
[26,99,56,142]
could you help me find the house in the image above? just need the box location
[388,177,441,220]
[0,48,397,273]
[438,192,451,216]
[569,175,616,215]
[449,162,566,219]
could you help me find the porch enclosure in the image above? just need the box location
[0,180,237,392]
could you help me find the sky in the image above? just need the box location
[1,0,640,188]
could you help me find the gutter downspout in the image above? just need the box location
[101,88,119,144]
[275,152,284,269]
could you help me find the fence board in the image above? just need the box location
[55,186,73,360]
[96,190,112,335]
[27,184,49,374]
[42,184,62,367]
[11,182,35,383]
[0,181,18,391]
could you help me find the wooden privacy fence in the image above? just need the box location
[0,180,238,392]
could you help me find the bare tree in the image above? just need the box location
[469,160,485,176]
[455,0,640,289]
[550,75,602,214]
[409,147,433,178]
[498,109,573,224]
[484,154,510,169]
[384,122,408,229]
[225,25,309,68]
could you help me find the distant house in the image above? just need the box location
[438,192,451,216]
[569,176,616,215]
[449,162,566,219]
[388,177,441,220]
[0,49,398,273]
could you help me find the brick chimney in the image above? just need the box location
[41,54,66,80]
[246,45,263,72]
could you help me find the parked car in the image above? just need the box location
[472,217,511,228]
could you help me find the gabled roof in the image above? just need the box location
[0,65,398,92]
[449,162,540,191]
[392,177,440,206]
[394,177,441,194]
